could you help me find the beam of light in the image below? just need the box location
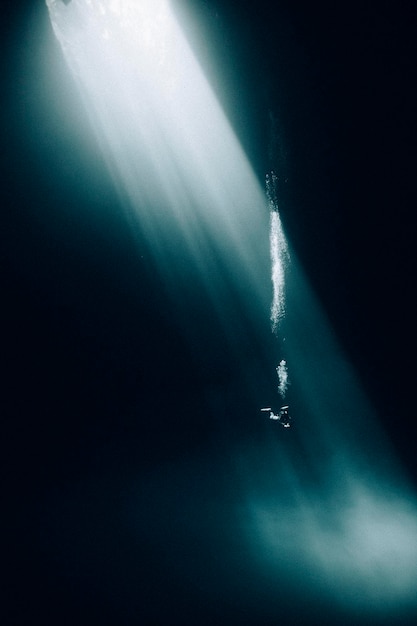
[45,0,276,354]
[42,2,417,620]
[239,444,417,619]
[237,252,417,619]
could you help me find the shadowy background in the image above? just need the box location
[2,1,416,624]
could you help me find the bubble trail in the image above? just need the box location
[266,172,289,332]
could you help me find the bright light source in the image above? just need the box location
[45,0,275,340]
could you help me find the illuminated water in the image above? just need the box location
[41,1,417,622]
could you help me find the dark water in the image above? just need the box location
[3,2,417,624]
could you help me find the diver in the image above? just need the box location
[261,405,292,428]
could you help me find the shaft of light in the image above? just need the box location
[45,0,277,348]
[43,2,417,619]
